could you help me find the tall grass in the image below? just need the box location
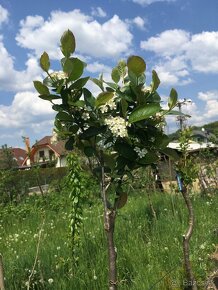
[0,190,217,289]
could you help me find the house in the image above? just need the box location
[160,137,218,193]
[22,136,68,168]
[0,147,27,169]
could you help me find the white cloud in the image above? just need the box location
[186,31,218,73]
[141,29,218,85]
[91,7,107,18]
[197,90,218,119]
[154,56,192,86]
[16,10,133,59]
[0,91,54,128]
[86,62,111,74]
[132,16,146,30]
[141,29,190,56]
[132,0,176,6]
[0,5,9,27]
[0,37,42,92]
[198,90,218,101]
[181,91,218,126]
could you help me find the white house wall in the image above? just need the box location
[34,147,56,162]
[56,156,67,168]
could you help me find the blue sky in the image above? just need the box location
[0,0,218,148]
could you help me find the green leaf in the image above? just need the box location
[146,92,161,103]
[62,57,84,81]
[117,60,127,79]
[111,67,120,83]
[121,99,128,117]
[115,192,128,209]
[161,148,180,161]
[103,81,118,90]
[76,100,86,107]
[33,81,50,95]
[168,88,178,109]
[129,103,161,123]
[38,94,60,101]
[40,52,50,72]
[114,142,137,161]
[84,146,95,157]
[83,88,95,108]
[91,77,104,91]
[151,70,160,92]
[103,152,117,170]
[159,134,170,149]
[54,119,63,131]
[128,70,138,86]
[70,58,84,81]
[65,137,74,150]
[162,110,191,117]
[56,111,73,122]
[80,126,106,139]
[95,92,114,107]
[60,30,76,57]
[69,124,79,134]
[127,55,146,76]
[70,77,89,90]
[138,152,159,164]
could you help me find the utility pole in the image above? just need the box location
[177,98,192,130]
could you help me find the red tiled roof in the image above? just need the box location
[0,147,27,168]
[33,136,67,156]
[11,148,27,166]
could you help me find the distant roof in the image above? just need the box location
[33,136,67,156]
[0,147,27,168]
[168,141,217,152]
[11,148,27,166]
[191,130,216,139]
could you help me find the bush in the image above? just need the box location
[0,167,68,205]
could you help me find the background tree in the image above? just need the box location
[0,145,17,170]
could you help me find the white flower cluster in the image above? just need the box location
[82,112,90,121]
[105,116,128,138]
[50,71,68,81]
[100,96,116,113]
[134,147,148,158]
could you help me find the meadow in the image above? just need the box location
[0,186,217,290]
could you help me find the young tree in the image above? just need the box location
[34,30,181,290]
[177,128,198,290]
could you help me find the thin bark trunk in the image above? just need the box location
[181,186,197,290]
[100,156,118,290]
[0,254,5,290]
[106,210,117,290]
[147,190,157,220]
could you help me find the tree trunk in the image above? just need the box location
[0,254,5,290]
[100,157,118,290]
[181,186,197,290]
[105,210,117,290]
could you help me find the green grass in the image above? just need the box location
[0,190,217,290]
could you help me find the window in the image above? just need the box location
[39,150,45,158]
[49,150,55,161]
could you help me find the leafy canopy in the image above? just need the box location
[35,30,182,209]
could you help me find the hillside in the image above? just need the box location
[168,120,218,140]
